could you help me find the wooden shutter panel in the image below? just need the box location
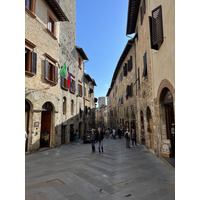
[140,7,143,25]
[31,51,37,74]
[128,60,131,72]
[61,76,65,88]
[44,59,49,80]
[143,0,146,14]
[152,5,164,47]
[130,56,133,71]
[138,67,140,88]
[125,63,127,76]
[123,65,126,76]
[142,52,147,77]
[54,66,58,84]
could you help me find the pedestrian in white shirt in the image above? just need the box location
[124,128,130,148]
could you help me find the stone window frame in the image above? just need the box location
[25,0,36,18]
[25,39,37,77]
[47,12,57,40]
[44,53,58,85]
[78,80,83,97]
[78,57,82,70]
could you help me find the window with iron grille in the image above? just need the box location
[149,5,164,50]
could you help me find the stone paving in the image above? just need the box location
[25,138,175,200]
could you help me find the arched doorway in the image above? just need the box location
[25,100,31,152]
[160,88,175,157]
[140,110,145,145]
[146,107,154,150]
[40,102,53,147]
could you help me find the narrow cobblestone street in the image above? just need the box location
[25,138,175,200]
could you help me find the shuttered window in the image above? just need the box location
[149,5,164,50]
[143,0,146,14]
[25,43,37,76]
[78,83,82,96]
[61,76,68,90]
[142,51,147,78]
[138,67,140,88]
[44,59,58,85]
[70,79,76,94]
[25,0,36,17]
[128,56,133,72]
[123,64,128,76]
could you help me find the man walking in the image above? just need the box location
[125,128,130,148]
[131,128,137,147]
[96,127,104,153]
[91,129,96,153]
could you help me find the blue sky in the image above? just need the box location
[76,0,133,101]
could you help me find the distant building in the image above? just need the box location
[98,97,106,108]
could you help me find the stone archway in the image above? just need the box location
[159,88,175,158]
[25,99,32,152]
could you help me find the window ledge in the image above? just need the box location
[46,29,57,40]
[70,90,75,95]
[61,86,68,91]
[44,78,57,86]
[25,7,36,18]
[25,71,35,77]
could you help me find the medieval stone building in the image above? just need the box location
[107,0,175,159]
[25,0,96,152]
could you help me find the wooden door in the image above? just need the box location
[40,111,51,147]
[61,125,66,145]
[165,104,175,157]
[25,111,29,152]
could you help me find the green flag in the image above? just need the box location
[59,62,67,78]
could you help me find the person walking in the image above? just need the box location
[91,129,96,153]
[131,128,137,147]
[96,127,104,153]
[125,128,130,148]
[112,128,116,139]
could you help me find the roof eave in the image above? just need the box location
[45,0,69,21]
[76,46,89,61]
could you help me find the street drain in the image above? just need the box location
[124,194,132,197]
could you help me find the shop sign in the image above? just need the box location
[162,139,171,156]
